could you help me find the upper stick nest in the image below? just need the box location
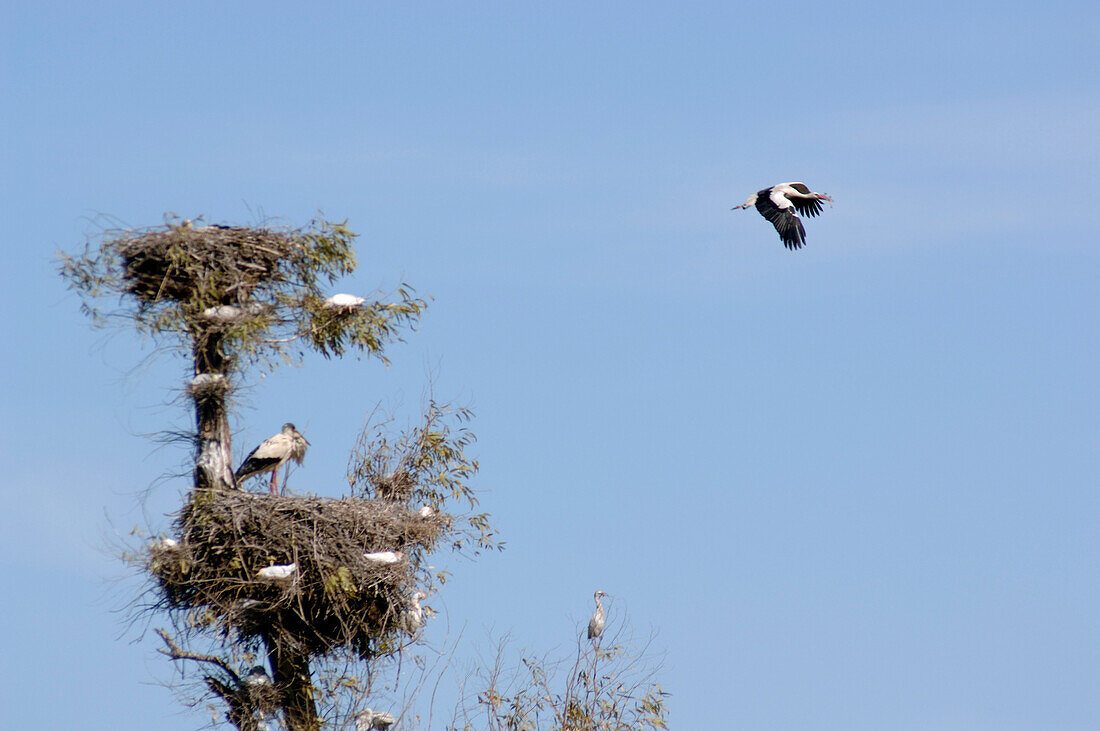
[149,489,447,659]
[60,217,427,365]
[118,225,302,305]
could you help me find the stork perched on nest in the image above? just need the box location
[732,182,832,250]
[235,423,309,494]
[588,590,608,640]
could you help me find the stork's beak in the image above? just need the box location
[818,193,833,202]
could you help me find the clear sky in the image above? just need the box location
[2,1,1099,728]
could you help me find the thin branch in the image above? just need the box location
[156,628,242,684]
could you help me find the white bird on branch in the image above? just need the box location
[356,708,396,730]
[257,562,298,581]
[588,590,608,640]
[324,293,366,310]
[235,423,309,494]
[363,550,404,564]
[732,182,833,250]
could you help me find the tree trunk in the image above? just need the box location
[192,331,235,490]
[265,634,320,731]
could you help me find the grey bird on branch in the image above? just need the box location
[588,590,608,640]
[242,665,272,687]
[732,182,833,250]
[235,423,309,494]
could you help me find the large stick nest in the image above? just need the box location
[149,489,446,659]
[118,225,302,305]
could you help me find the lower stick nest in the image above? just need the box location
[148,489,445,659]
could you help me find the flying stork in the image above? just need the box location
[732,182,832,250]
[588,590,608,640]
[235,423,309,494]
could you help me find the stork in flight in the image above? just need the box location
[732,182,832,250]
[588,590,608,640]
[235,423,309,494]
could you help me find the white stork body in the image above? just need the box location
[732,182,832,250]
[235,423,309,494]
[588,590,608,640]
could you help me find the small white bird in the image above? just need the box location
[324,293,366,310]
[732,182,833,250]
[190,373,227,390]
[417,505,434,518]
[588,590,608,640]
[363,551,403,564]
[152,538,180,551]
[201,305,245,323]
[235,423,309,494]
[257,562,298,581]
[356,708,397,730]
[201,303,269,323]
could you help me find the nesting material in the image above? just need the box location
[188,373,229,400]
[116,225,302,305]
[148,489,446,657]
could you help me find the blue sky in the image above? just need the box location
[2,1,1099,728]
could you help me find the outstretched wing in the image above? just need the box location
[788,194,824,218]
[755,190,807,250]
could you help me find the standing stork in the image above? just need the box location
[732,182,833,250]
[587,590,608,640]
[234,423,309,494]
[402,590,428,634]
